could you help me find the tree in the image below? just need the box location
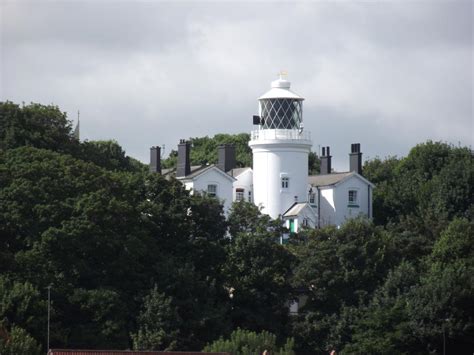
[407,218,474,353]
[0,325,42,355]
[289,219,398,354]
[227,201,276,237]
[342,262,421,354]
[224,203,295,337]
[0,102,74,152]
[203,328,295,355]
[79,140,145,172]
[0,277,45,344]
[132,286,180,351]
[162,133,253,168]
[308,151,320,175]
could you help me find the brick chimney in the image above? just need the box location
[149,146,161,174]
[217,144,236,172]
[320,146,332,174]
[349,143,362,175]
[177,139,191,177]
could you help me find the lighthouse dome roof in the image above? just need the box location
[259,75,304,100]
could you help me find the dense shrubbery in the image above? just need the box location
[1,101,472,354]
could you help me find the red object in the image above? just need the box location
[49,351,229,355]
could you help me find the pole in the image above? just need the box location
[47,285,51,354]
[443,321,446,355]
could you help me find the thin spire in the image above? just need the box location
[73,110,80,140]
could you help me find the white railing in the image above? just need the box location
[250,129,311,141]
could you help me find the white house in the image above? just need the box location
[150,75,374,229]
[308,171,374,228]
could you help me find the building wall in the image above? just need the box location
[250,140,311,219]
[232,169,253,203]
[333,176,372,226]
[183,168,234,215]
[319,187,335,227]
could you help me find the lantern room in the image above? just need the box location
[257,73,304,130]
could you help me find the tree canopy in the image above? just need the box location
[1,101,472,354]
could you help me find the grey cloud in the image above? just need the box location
[1,0,472,168]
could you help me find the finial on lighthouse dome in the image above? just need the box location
[259,71,304,100]
[272,70,291,89]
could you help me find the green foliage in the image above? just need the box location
[227,201,276,237]
[225,202,294,336]
[0,101,144,173]
[203,328,295,355]
[161,133,321,174]
[0,101,74,152]
[293,219,396,313]
[0,277,45,343]
[161,133,252,168]
[79,140,146,172]
[66,288,128,348]
[0,325,42,355]
[308,151,321,175]
[1,101,472,353]
[364,141,473,232]
[132,285,179,351]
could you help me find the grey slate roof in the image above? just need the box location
[308,172,354,187]
[163,164,236,182]
[283,202,311,217]
[228,167,251,177]
[162,165,208,179]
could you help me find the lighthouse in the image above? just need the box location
[249,74,312,219]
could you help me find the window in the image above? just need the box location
[302,218,309,227]
[309,193,316,205]
[348,190,358,206]
[248,190,252,202]
[236,188,244,202]
[281,177,289,189]
[207,184,217,198]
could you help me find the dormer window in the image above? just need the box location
[281,177,289,189]
[207,184,217,198]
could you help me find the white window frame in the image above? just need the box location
[348,189,358,206]
[309,193,316,205]
[235,188,244,202]
[281,176,289,189]
[248,190,252,202]
[207,184,217,198]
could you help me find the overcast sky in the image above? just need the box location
[1,0,472,170]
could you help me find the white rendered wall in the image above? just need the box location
[249,135,311,219]
[333,176,372,227]
[232,169,253,203]
[319,187,335,227]
[184,168,234,215]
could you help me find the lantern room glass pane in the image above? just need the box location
[259,99,303,129]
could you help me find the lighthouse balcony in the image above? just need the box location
[250,129,311,142]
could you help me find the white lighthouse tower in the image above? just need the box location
[249,74,312,219]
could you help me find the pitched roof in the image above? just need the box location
[308,172,353,187]
[282,202,317,218]
[228,167,251,177]
[308,171,375,188]
[283,202,308,217]
[161,165,205,179]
